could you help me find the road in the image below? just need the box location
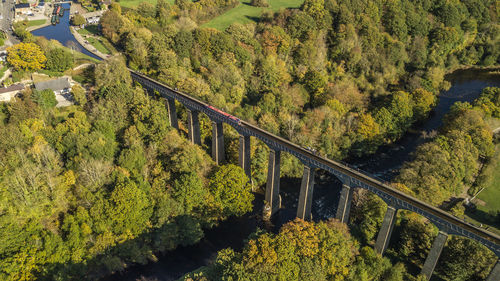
[0,0,19,47]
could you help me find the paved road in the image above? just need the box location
[0,0,19,47]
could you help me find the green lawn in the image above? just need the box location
[27,19,47,27]
[202,0,304,30]
[77,28,111,55]
[118,0,173,8]
[476,143,500,213]
[77,25,100,36]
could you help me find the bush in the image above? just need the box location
[32,89,57,109]
[250,0,269,7]
[45,48,74,72]
[71,14,86,26]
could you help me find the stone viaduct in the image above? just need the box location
[130,70,500,281]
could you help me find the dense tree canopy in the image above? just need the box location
[7,43,46,71]
[183,219,424,281]
[0,60,255,280]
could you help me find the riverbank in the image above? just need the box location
[70,26,108,60]
[445,65,500,75]
[27,22,51,32]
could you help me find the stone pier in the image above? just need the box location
[239,135,251,181]
[264,149,281,219]
[187,109,201,145]
[375,206,397,254]
[297,166,315,220]
[486,260,500,281]
[336,184,353,223]
[421,231,448,280]
[166,98,178,129]
[211,121,224,165]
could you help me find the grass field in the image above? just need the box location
[77,25,99,36]
[88,37,110,54]
[27,19,47,28]
[77,27,111,55]
[476,143,500,213]
[202,0,304,30]
[118,0,173,9]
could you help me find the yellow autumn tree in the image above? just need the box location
[7,42,46,71]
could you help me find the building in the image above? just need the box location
[14,3,30,16]
[36,1,45,11]
[83,11,103,25]
[34,77,71,94]
[0,84,25,102]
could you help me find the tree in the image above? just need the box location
[7,43,46,71]
[100,10,125,44]
[209,164,253,217]
[71,85,86,106]
[250,0,268,7]
[45,48,74,72]
[94,56,132,90]
[106,179,153,236]
[71,14,86,26]
[32,89,57,109]
[204,219,357,280]
[172,172,208,213]
[436,236,496,280]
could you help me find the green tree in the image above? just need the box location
[172,172,208,213]
[95,56,132,91]
[7,43,46,71]
[32,89,57,109]
[71,85,86,106]
[209,164,253,217]
[71,14,86,26]
[45,48,74,72]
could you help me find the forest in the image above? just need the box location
[0,57,254,280]
[0,0,499,279]
[97,0,498,187]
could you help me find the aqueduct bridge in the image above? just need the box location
[130,70,500,280]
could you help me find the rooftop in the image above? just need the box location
[0,84,25,94]
[14,3,30,8]
[34,77,70,92]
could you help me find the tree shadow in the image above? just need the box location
[36,195,266,281]
[245,15,262,23]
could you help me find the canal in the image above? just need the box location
[101,68,500,281]
[31,3,102,61]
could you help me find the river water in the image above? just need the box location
[31,3,102,60]
[101,69,500,281]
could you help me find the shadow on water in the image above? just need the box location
[102,68,500,280]
[31,3,102,60]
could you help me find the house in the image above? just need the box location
[0,84,25,102]
[83,11,103,25]
[0,51,7,62]
[34,77,71,94]
[14,3,30,15]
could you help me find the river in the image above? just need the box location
[31,3,102,60]
[100,68,500,281]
